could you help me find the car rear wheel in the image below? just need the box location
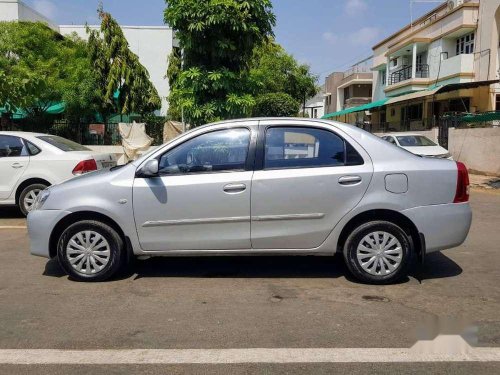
[19,183,48,216]
[343,221,413,284]
[57,220,124,282]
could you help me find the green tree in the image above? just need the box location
[165,0,276,126]
[87,5,161,121]
[0,21,98,120]
[249,40,318,108]
[253,92,299,117]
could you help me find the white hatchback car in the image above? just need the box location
[0,131,116,215]
[381,133,452,160]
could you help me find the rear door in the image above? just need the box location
[250,121,373,249]
[0,135,29,200]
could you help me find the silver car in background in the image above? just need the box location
[27,118,472,284]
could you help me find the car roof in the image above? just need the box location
[0,131,47,137]
[383,132,430,137]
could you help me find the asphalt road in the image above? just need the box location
[0,189,499,374]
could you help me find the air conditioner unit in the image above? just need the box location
[448,0,464,11]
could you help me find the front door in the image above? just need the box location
[251,122,373,249]
[0,135,29,200]
[133,126,255,251]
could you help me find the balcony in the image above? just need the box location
[389,64,429,85]
[438,54,474,82]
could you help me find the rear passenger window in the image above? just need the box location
[0,135,28,157]
[264,127,363,169]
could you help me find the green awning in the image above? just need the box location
[322,99,388,119]
[0,102,66,118]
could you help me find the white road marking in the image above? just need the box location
[0,347,499,364]
[0,226,26,229]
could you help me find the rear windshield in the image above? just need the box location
[396,135,436,147]
[37,135,90,152]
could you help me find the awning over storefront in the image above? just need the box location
[322,99,388,119]
[385,87,441,105]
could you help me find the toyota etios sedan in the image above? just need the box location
[28,118,472,284]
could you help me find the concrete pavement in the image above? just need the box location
[0,190,499,373]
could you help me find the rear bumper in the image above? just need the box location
[27,209,71,258]
[402,202,472,253]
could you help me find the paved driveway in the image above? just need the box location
[0,190,499,374]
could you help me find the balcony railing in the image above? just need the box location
[388,64,429,85]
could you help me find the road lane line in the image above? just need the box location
[0,226,27,229]
[0,348,499,364]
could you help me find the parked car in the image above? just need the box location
[27,119,472,284]
[0,131,117,215]
[380,133,452,159]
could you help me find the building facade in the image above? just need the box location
[370,0,500,131]
[323,57,374,125]
[0,0,174,115]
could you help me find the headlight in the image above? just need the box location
[32,189,50,211]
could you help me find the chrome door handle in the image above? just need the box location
[338,175,362,185]
[223,183,246,193]
[11,163,23,169]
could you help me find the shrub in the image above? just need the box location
[253,92,299,117]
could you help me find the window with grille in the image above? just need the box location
[456,32,474,55]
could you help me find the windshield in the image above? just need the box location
[396,135,436,147]
[37,135,90,152]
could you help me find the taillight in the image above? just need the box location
[453,161,470,203]
[72,159,98,175]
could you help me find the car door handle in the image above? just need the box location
[11,163,23,169]
[338,175,362,185]
[223,183,246,193]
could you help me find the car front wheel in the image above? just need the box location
[343,221,413,284]
[57,220,124,282]
[19,183,47,216]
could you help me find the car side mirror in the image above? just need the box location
[137,159,159,178]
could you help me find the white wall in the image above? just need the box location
[60,25,173,116]
[0,0,58,30]
[448,127,500,176]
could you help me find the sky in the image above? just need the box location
[24,0,443,81]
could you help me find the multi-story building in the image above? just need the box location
[370,0,500,131]
[324,0,500,133]
[0,0,174,115]
[323,57,373,125]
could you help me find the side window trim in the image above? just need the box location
[155,126,257,176]
[22,138,42,156]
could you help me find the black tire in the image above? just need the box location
[343,220,413,284]
[19,183,48,216]
[57,220,124,282]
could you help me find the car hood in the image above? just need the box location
[400,145,449,156]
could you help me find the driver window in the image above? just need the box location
[158,128,250,175]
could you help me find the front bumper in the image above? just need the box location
[402,202,472,253]
[27,209,72,258]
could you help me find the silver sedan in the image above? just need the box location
[27,118,472,284]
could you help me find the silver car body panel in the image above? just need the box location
[28,118,472,259]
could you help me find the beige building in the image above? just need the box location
[323,57,373,126]
[369,0,500,131]
[323,0,500,133]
